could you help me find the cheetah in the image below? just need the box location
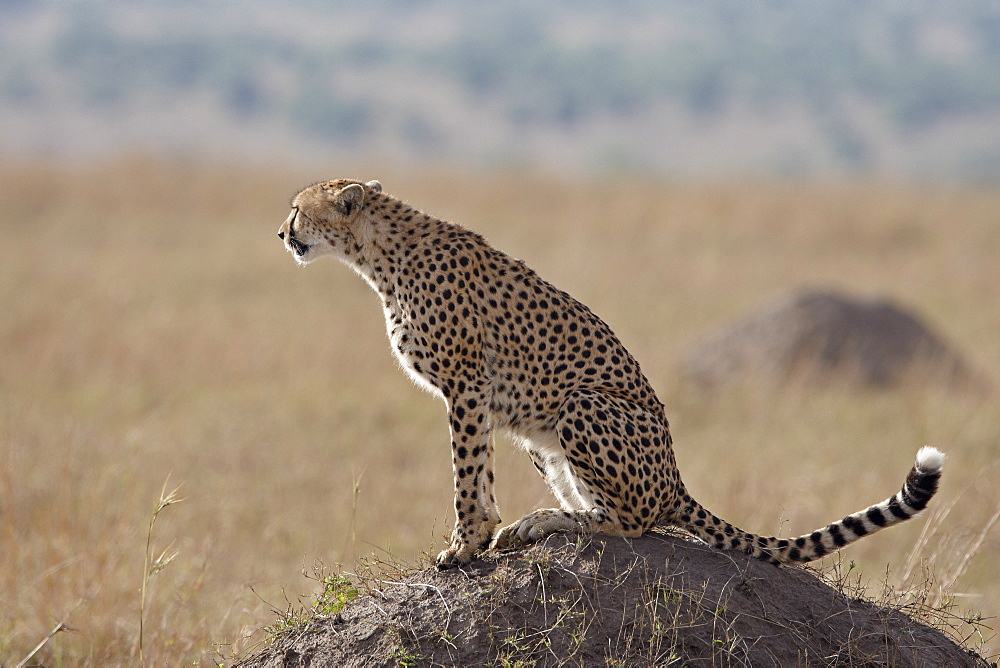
[278,179,944,569]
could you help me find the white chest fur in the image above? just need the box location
[383,303,443,398]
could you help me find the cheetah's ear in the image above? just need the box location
[335,183,366,217]
[365,180,382,193]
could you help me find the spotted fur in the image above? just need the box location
[278,179,944,568]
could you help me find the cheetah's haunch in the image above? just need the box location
[278,179,944,569]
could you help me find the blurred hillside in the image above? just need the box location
[2,0,1000,179]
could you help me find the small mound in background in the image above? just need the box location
[236,533,986,667]
[679,290,979,391]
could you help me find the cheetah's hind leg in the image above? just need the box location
[492,390,666,549]
[492,507,631,549]
[491,447,615,548]
[492,440,619,549]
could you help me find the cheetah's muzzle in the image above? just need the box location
[277,222,310,258]
[287,234,310,257]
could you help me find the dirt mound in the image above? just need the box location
[237,533,984,667]
[680,290,977,390]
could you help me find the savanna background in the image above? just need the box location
[1,2,998,665]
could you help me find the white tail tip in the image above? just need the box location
[915,446,945,473]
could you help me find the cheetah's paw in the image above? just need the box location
[435,528,493,569]
[435,545,474,570]
[490,509,577,550]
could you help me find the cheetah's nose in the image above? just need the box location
[278,230,285,239]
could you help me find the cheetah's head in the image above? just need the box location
[278,178,382,264]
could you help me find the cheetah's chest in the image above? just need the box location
[383,305,443,398]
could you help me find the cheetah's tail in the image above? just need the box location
[677,446,944,565]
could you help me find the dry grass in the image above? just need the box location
[0,158,997,664]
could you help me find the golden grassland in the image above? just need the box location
[1,158,998,664]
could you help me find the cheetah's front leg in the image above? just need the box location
[435,392,500,569]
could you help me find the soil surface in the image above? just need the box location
[237,532,986,667]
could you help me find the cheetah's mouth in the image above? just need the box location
[287,236,311,257]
